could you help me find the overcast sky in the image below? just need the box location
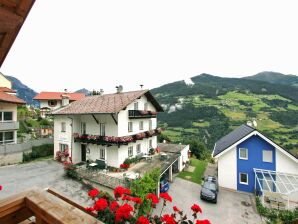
[1,0,298,93]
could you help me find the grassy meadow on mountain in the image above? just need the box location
[153,73,298,157]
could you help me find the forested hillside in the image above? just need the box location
[152,73,298,157]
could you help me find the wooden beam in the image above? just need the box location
[92,114,99,124]
[0,207,33,224]
[111,113,118,125]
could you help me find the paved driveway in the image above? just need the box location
[0,159,112,206]
[156,177,263,224]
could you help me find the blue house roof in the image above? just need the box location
[213,124,255,156]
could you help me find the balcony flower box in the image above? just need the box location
[149,111,157,115]
[135,132,146,140]
[139,110,149,115]
[146,130,155,137]
[155,128,162,134]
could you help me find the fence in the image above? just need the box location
[0,138,53,166]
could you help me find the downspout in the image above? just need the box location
[68,116,73,162]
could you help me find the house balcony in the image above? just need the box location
[128,110,157,119]
[73,128,162,146]
[0,121,19,131]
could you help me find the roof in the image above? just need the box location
[0,0,35,67]
[0,87,16,93]
[0,91,26,104]
[33,92,86,101]
[158,143,188,153]
[213,124,255,157]
[52,90,164,115]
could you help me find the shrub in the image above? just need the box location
[23,144,54,162]
[63,162,81,180]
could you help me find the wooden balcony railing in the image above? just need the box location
[128,110,157,119]
[0,188,102,224]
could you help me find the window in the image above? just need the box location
[137,144,141,154]
[0,111,13,122]
[59,144,68,152]
[239,148,248,160]
[263,150,273,163]
[144,103,148,111]
[139,121,143,130]
[100,123,105,136]
[0,131,14,144]
[128,122,133,132]
[149,139,152,148]
[61,122,66,132]
[100,148,105,160]
[239,173,248,185]
[134,102,138,110]
[149,120,152,130]
[81,122,86,134]
[128,146,133,157]
[48,100,57,107]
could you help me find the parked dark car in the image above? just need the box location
[160,179,170,193]
[200,176,218,203]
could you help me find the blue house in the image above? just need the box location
[212,124,298,195]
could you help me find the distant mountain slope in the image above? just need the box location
[244,71,298,87]
[152,73,298,157]
[5,76,38,106]
[75,88,91,95]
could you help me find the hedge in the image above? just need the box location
[23,144,54,162]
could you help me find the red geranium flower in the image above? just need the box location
[196,220,211,224]
[124,188,131,195]
[85,207,94,212]
[88,188,99,199]
[122,195,132,201]
[137,216,150,224]
[161,214,176,224]
[115,203,134,223]
[114,186,125,199]
[93,198,108,211]
[132,197,142,205]
[146,193,159,205]
[110,200,119,211]
[0,185,2,191]
[160,192,172,202]
[173,206,180,212]
[191,204,202,214]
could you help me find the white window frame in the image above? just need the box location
[239,173,248,185]
[61,122,66,132]
[134,102,139,110]
[149,139,152,148]
[144,103,148,111]
[0,111,13,122]
[128,122,133,132]
[137,144,141,154]
[59,144,68,152]
[0,131,14,144]
[239,148,248,160]
[128,146,133,157]
[81,122,86,134]
[262,150,273,163]
[149,120,152,130]
[100,148,105,160]
[139,121,144,130]
[100,123,105,136]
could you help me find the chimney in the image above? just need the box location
[64,89,68,93]
[100,89,104,95]
[140,84,144,89]
[116,85,123,93]
[61,94,70,107]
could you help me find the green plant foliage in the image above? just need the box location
[23,144,54,162]
[130,168,160,215]
[256,196,298,223]
[187,139,210,160]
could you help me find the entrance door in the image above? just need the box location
[81,144,86,162]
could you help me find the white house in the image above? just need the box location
[33,91,85,118]
[0,74,25,145]
[213,124,298,208]
[51,89,165,168]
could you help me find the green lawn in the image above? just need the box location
[177,158,207,185]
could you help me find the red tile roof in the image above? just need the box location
[52,90,163,115]
[0,91,26,104]
[0,87,16,93]
[33,92,85,101]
